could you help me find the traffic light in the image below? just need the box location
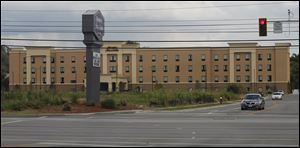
[259,18,267,36]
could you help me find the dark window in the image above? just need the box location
[152,55,156,62]
[71,56,76,63]
[201,65,206,72]
[152,66,156,72]
[31,57,35,64]
[201,55,206,61]
[175,76,180,83]
[110,55,117,62]
[60,56,64,63]
[60,67,64,73]
[175,54,180,61]
[139,55,143,62]
[188,65,192,72]
[176,65,180,72]
[267,54,272,61]
[258,54,262,61]
[61,77,64,84]
[188,54,192,61]
[224,65,228,72]
[267,64,272,71]
[125,55,130,62]
[163,65,168,72]
[70,80,77,83]
[214,65,219,72]
[23,57,26,64]
[51,57,55,63]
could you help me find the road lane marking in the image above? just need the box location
[38,142,142,147]
[1,120,24,125]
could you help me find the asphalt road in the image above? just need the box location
[1,94,299,147]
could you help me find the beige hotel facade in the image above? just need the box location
[8,41,291,93]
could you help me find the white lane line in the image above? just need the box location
[207,110,219,114]
[1,120,25,125]
[38,142,141,147]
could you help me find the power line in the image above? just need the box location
[2,38,299,43]
[1,30,299,34]
[0,2,295,12]
[0,23,260,27]
[1,18,298,23]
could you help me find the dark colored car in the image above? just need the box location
[241,93,265,110]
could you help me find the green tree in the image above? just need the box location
[1,45,9,91]
[290,53,299,90]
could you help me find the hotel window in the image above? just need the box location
[60,56,64,63]
[201,76,206,82]
[267,75,272,82]
[188,54,192,61]
[201,54,206,61]
[23,67,27,74]
[224,54,228,61]
[258,64,262,71]
[267,53,272,61]
[23,57,26,64]
[236,54,240,61]
[214,76,219,82]
[84,66,86,73]
[31,57,35,64]
[175,76,180,83]
[60,67,64,73]
[61,77,64,84]
[201,65,206,72]
[224,76,228,82]
[31,78,36,84]
[31,67,36,74]
[72,67,76,73]
[152,65,156,72]
[163,76,168,83]
[236,75,241,82]
[236,65,240,72]
[51,67,55,73]
[152,55,156,62]
[51,77,55,83]
[125,55,130,62]
[51,57,55,63]
[163,55,168,62]
[139,65,143,72]
[258,54,262,61]
[42,67,46,74]
[139,76,143,83]
[224,65,228,72]
[176,65,180,72]
[110,55,117,62]
[139,55,143,62]
[70,80,77,83]
[84,56,86,63]
[175,54,180,61]
[245,65,250,71]
[188,76,193,83]
[152,76,156,83]
[125,66,130,72]
[214,65,219,72]
[71,56,76,63]
[163,65,168,72]
[246,75,250,82]
[214,55,219,61]
[258,75,263,82]
[188,65,193,72]
[245,53,250,61]
[23,78,27,84]
[43,56,46,63]
[110,66,117,73]
[43,77,46,84]
[267,64,272,71]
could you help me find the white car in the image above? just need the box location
[278,90,284,95]
[272,92,283,100]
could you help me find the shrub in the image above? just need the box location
[70,93,80,104]
[101,99,117,109]
[226,84,242,94]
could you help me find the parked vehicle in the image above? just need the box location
[278,90,285,95]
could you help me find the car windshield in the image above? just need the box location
[244,95,260,100]
[273,92,281,95]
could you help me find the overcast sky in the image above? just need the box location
[1,1,299,55]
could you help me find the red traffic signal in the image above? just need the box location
[259,18,267,36]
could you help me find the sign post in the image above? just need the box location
[82,10,104,105]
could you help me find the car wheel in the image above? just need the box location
[241,107,244,110]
